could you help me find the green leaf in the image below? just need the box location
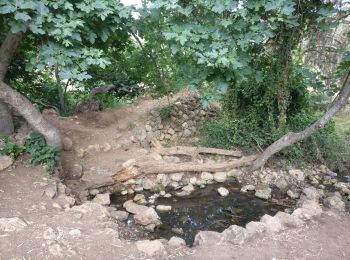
[14,12,31,22]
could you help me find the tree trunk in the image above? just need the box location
[0,31,62,147]
[0,32,24,135]
[0,81,62,147]
[250,72,350,172]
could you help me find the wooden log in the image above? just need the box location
[154,146,242,158]
[112,155,256,181]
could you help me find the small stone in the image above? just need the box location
[176,183,195,197]
[164,193,172,198]
[151,153,163,161]
[213,172,227,183]
[62,137,73,151]
[289,169,305,182]
[169,181,180,189]
[136,240,168,259]
[183,129,192,137]
[142,178,155,190]
[134,194,146,202]
[302,187,321,201]
[134,186,144,192]
[241,185,255,192]
[190,177,197,185]
[255,185,272,200]
[0,217,27,232]
[222,225,247,245]
[44,186,57,199]
[121,190,128,195]
[170,172,184,182]
[159,190,166,196]
[287,189,300,199]
[89,189,100,196]
[92,193,110,206]
[171,227,184,235]
[168,236,186,247]
[70,163,83,179]
[324,195,345,211]
[127,188,135,195]
[217,187,229,197]
[110,210,129,221]
[52,203,62,209]
[168,128,175,135]
[227,169,242,178]
[261,214,284,233]
[122,159,136,169]
[145,224,156,232]
[145,125,152,132]
[0,155,13,171]
[156,205,172,212]
[201,172,214,182]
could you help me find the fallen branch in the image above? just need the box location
[154,146,242,158]
[112,155,256,182]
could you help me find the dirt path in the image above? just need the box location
[1,92,350,259]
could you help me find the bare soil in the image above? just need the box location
[1,92,350,259]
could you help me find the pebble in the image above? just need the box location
[217,187,229,197]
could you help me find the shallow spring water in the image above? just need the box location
[111,182,295,246]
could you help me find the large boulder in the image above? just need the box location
[168,236,186,247]
[136,240,168,260]
[123,200,160,226]
[221,225,247,245]
[92,193,110,206]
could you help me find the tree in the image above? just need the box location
[0,0,133,146]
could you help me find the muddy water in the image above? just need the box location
[111,182,295,246]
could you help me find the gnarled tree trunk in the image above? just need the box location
[0,81,62,147]
[0,32,24,135]
[0,31,62,147]
[250,72,350,172]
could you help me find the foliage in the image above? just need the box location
[0,138,25,159]
[24,133,61,174]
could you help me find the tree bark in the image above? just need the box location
[250,72,350,172]
[154,146,243,158]
[0,32,24,135]
[0,81,62,148]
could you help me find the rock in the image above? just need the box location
[170,172,184,182]
[171,227,184,236]
[302,187,321,201]
[190,177,197,185]
[245,221,265,238]
[261,214,284,233]
[132,127,147,142]
[275,212,302,228]
[275,178,289,191]
[52,202,62,209]
[168,128,175,135]
[227,169,242,178]
[289,169,305,181]
[324,195,345,212]
[92,193,110,206]
[0,155,13,171]
[213,172,227,183]
[62,137,73,151]
[44,186,57,199]
[136,240,167,259]
[145,224,156,232]
[156,205,172,212]
[255,185,272,200]
[110,210,129,221]
[193,231,222,246]
[241,185,255,192]
[122,159,136,169]
[292,200,322,220]
[169,181,180,189]
[123,200,160,226]
[89,189,99,196]
[71,202,110,220]
[0,217,27,232]
[221,225,247,245]
[201,172,214,182]
[164,193,172,198]
[151,152,163,161]
[175,183,195,197]
[43,227,57,240]
[141,178,155,190]
[217,187,229,197]
[133,194,146,202]
[159,190,166,196]
[156,174,170,187]
[70,163,83,179]
[287,189,300,199]
[168,236,186,247]
[183,129,192,137]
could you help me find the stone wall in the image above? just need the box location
[144,95,218,144]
